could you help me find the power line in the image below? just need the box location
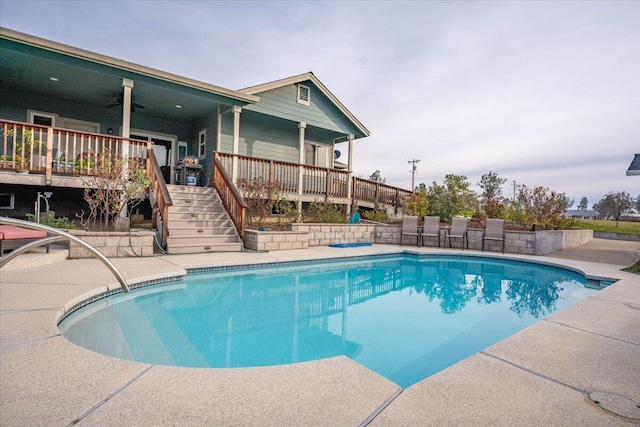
[408,159,420,191]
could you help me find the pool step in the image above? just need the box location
[164,184,243,254]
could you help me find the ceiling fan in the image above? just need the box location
[106,92,145,112]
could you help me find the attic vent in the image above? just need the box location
[297,84,310,106]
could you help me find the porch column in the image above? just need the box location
[121,78,134,158]
[216,106,222,152]
[297,122,306,214]
[232,105,241,183]
[119,78,134,222]
[346,134,354,215]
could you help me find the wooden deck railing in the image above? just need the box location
[215,152,352,200]
[352,177,412,207]
[0,119,150,182]
[215,151,412,209]
[213,155,248,239]
[147,149,172,247]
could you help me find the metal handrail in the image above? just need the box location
[0,217,130,292]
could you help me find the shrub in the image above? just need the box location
[304,200,345,223]
[77,153,150,231]
[236,178,283,230]
[506,184,577,230]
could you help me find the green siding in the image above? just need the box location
[243,82,361,136]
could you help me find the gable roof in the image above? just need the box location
[239,72,370,138]
[626,154,640,176]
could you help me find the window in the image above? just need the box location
[198,129,206,158]
[0,193,15,209]
[297,84,310,106]
[27,110,57,127]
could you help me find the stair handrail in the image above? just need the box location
[0,217,130,293]
[213,155,248,239]
[146,148,173,247]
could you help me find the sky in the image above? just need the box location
[1,0,638,208]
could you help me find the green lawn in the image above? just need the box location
[575,219,640,235]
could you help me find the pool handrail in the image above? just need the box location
[0,217,131,293]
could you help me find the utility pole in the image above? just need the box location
[408,159,420,191]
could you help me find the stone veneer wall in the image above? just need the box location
[243,224,588,256]
[243,230,309,251]
[289,224,377,246]
[69,230,154,258]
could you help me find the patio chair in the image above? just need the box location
[421,216,441,248]
[400,216,420,246]
[445,217,468,249]
[482,218,505,253]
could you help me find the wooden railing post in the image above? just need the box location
[45,129,53,185]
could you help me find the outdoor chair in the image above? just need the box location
[400,216,420,246]
[421,216,441,248]
[482,218,505,253]
[445,217,468,249]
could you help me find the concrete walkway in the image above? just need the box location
[1,240,639,426]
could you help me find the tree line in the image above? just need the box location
[396,171,639,230]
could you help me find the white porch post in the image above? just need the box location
[119,78,134,222]
[216,106,222,152]
[297,122,306,214]
[121,78,134,158]
[346,134,354,215]
[232,105,241,183]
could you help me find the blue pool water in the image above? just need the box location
[59,254,599,387]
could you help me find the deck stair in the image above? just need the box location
[165,184,243,254]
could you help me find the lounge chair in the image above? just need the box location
[421,216,441,248]
[445,217,468,249]
[0,225,49,256]
[482,218,505,253]
[400,216,420,246]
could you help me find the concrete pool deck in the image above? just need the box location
[1,240,639,426]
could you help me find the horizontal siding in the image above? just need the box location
[219,112,300,164]
[243,83,360,136]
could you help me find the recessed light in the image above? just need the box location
[49,77,59,82]
[175,105,182,109]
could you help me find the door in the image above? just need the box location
[131,131,177,184]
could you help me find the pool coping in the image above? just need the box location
[1,244,639,425]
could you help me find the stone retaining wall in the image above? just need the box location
[289,224,377,246]
[243,230,309,251]
[244,224,588,257]
[69,230,154,258]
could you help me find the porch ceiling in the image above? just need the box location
[0,30,256,123]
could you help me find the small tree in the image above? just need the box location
[369,170,386,184]
[578,197,588,211]
[426,174,477,222]
[507,184,576,230]
[595,191,634,226]
[236,178,282,230]
[478,171,506,200]
[401,183,429,217]
[77,153,150,231]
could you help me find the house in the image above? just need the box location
[563,210,598,220]
[0,27,410,251]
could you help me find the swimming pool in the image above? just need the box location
[59,254,599,387]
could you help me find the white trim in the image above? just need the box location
[240,72,370,137]
[27,110,57,127]
[130,128,178,183]
[198,129,207,159]
[297,84,310,106]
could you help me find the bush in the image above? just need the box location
[361,207,389,222]
[304,200,345,223]
[507,184,577,230]
[26,211,76,229]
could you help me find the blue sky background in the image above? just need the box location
[1,0,638,207]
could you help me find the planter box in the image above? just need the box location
[68,229,154,258]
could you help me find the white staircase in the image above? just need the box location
[165,184,243,254]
